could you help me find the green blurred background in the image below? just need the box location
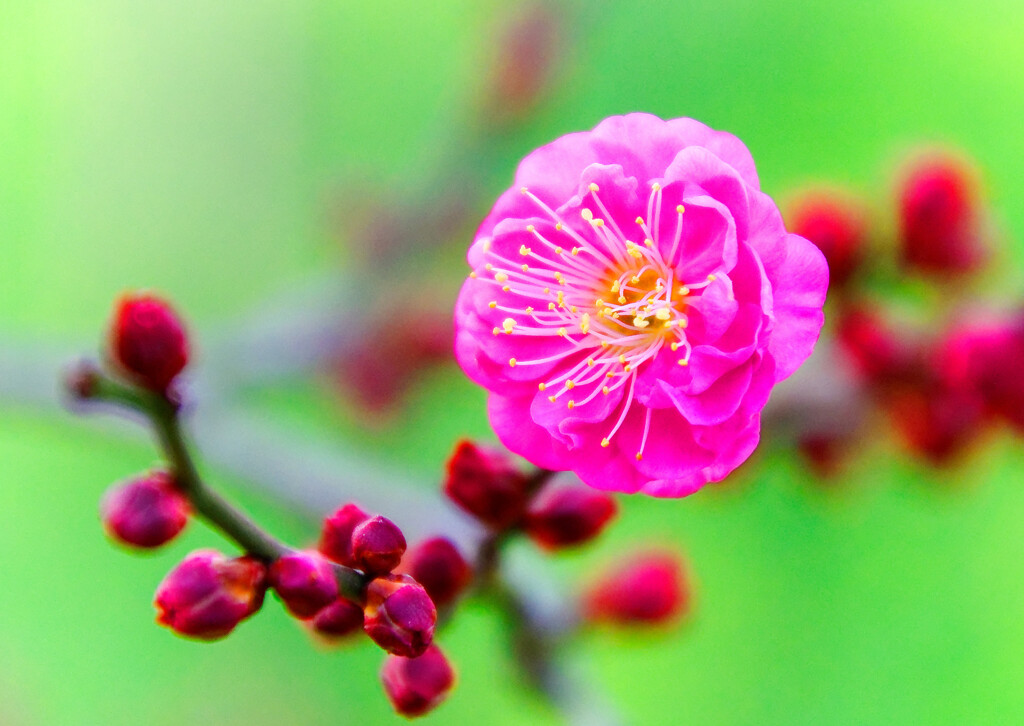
[2,1,1024,724]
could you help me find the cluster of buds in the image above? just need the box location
[784,150,1021,473]
[444,440,617,550]
[73,291,693,719]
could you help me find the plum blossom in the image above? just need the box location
[455,113,828,496]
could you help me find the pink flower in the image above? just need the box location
[455,114,828,496]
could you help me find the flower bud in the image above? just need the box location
[786,189,866,290]
[309,597,365,640]
[154,550,267,640]
[109,293,189,392]
[400,537,472,608]
[319,502,371,567]
[351,515,407,576]
[380,645,456,718]
[268,550,339,619]
[583,552,688,625]
[836,305,920,390]
[938,317,1024,433]
[100,470,189,548]
[443,440,531,529]
[524,484,617,550]
[898,152,986,274]
[364,574,437,658]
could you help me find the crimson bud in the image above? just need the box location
[100,470,189,548]
[380,645,456,718]
[154,550,267,640]
[109,293,189,393]
[268,550,339,619]
[364,574,437,658]
[524,484,617,550]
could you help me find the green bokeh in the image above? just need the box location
[2,1,1023,724]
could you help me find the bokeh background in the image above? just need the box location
[3,1,1024,724]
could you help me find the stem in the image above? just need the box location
[79,368,367,601]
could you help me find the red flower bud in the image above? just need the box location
[524,484,617,550]
[584,552,688,626]
[380,645,456,718]
[898,152,987,274]
[364,574,437,658]
[786,189,867,290]
[351,515,407,576]
[443,440,531,529]
[268,550,339,619]
[309,597,365,640]
[154,550,267,641]
[400,537,472,608]
[938,317,1024,433]
[887,380,985,464]
[109,293,189,392]
[836,305,920,389]
[100,470,189,548]
[319,503,371,567]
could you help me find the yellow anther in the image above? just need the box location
[502,318,516,334]
[570,305,578,313]
[635,216,644,225]
[525,306,534,314]
[601,341,610,348]
[655,308,671,321]
[679,286,690,296]
[623,364,631,372]
[580,313,591,334]
[538,382,547,391]
[509,358,517,367]
[554,246,563,255]
[676,204,685,214]
[557,291,565,307]
[492,327,501,335]
[571,247,580,256]
[602,386,610,395]
[644,238,654,247]
[555,223,563,231]
[495,272,509,283]
[548,302,556,310]
[631,275,640,283]
[587,357,595,367]
[601,438,610,448]
[708,274,717,281]
[671,342,680,351]
[651,182,661,191]
[502,286,510,292]
[567,400,575,409]
[594,219,605,228]
[618,354,627,365]
[633,316,650,329]
[519,244,531,255]
[526,225,535,233]
[469,271,477,278]
[606,371,614,378]
[581,208,593,221]
[488,301,497,308]
[626,242,643,259]
[611,280,621,293]
[588,182,600,192]
[543,287,550,294]
[554,272,564,284]
[520,186,529,194]
[548,395,556,403]
[618,295,627,304]
[635,453,643,461]
[558,327,568,337]
[520,264,528,272]
[482,240,492,252]
[678,359,689,366]
[485,263,493,271]
[565,380,575,390]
